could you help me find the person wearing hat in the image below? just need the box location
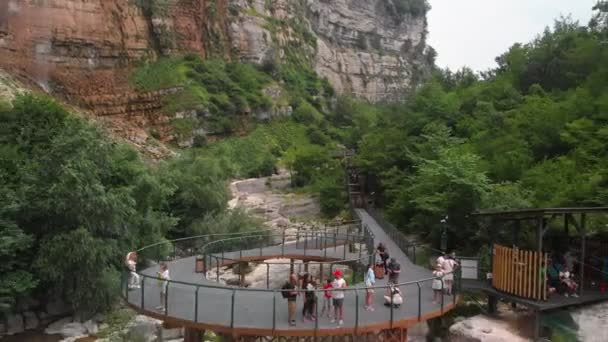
[331,269,347,326]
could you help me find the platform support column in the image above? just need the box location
[290,259,295,274]
[488,295,497,314]
[304,261,309,273]
[378,327,408,341]
[183,328,203,342]
[319,263,324,283]
[239,262,246,287]
[580,213,586,296]
[534,310,541,341]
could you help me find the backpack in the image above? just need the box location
[281,282,291,298]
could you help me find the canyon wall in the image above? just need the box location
[0,0,432,148]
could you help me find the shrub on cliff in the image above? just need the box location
[0,94,266,314]
[131,56,272,135]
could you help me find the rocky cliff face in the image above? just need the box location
[0,0,431,147]
[228,0,432,102]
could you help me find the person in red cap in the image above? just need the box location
[330,269,347,326]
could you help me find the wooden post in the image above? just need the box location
[580,213,586,296]
[488,295,497,314]
[513,220,520,247]
[537,218,544,256]
[184,328,203,342]
[534,310,541,341]
[240,262,246,287]
[290,259,294,274]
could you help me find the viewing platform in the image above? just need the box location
[123,212,460,341]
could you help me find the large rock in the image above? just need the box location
[44,317,73,335]
[59,335,89,342]
[161,327,184,340]
[83,319,99,335]
[59,321,87,338]
[571,301,608,342]
[125,315,162,342]
[449,315,528,342]
[5,313,24,335]
[23,311,40,330]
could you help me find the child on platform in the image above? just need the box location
[321,279,333,318]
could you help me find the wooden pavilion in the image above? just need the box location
[472,207,608,340]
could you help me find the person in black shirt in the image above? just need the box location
[281,273,298,326]
[388,257,401,284]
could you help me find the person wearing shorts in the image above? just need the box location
[156,263,170,312]
[365,263,376,311]
[331,269,347,326]
[321,279,333,318]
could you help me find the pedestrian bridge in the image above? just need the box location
[123,209,460,341]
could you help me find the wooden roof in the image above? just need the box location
[472,207,608,220]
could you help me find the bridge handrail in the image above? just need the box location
[124,261,460,333]
[123,223,461,333]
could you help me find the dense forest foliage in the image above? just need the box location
[0,96,268,314]
[352,15,608,253]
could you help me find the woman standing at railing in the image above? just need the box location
[156,263,170,312]
[441,252,458,295]
[125,251,140,289]
[432,263,445,304]
[377,243,389,275]
[302,274,317,322]
[365,263,376,311]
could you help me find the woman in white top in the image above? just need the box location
[432,264,445,304]
[157,263,170,311]
[365,263,376,311]
[125,251,140,289]
[441,254,458,295]
[331,269,347,326]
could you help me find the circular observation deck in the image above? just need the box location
[123,220,458,338]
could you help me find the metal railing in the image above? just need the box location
[122,223,461,333]
[122,262,460,334]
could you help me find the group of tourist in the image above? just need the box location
[125,251,171,312]
[545,250,580,298]
[281,269,347,326]
[431,252,459,304]
[281,242,405,327]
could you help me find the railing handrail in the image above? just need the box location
[134,266,459,293]
[136,221,363,253]
[123,206,463,333]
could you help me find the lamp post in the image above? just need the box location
[440,216,448,252]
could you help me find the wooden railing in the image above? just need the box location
[492,244,548,301]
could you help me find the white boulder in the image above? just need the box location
[125,315,162,342]
[44,317,73,335]
[6,313,24,335]
[59,321,87,338]
[449,315,528,342]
